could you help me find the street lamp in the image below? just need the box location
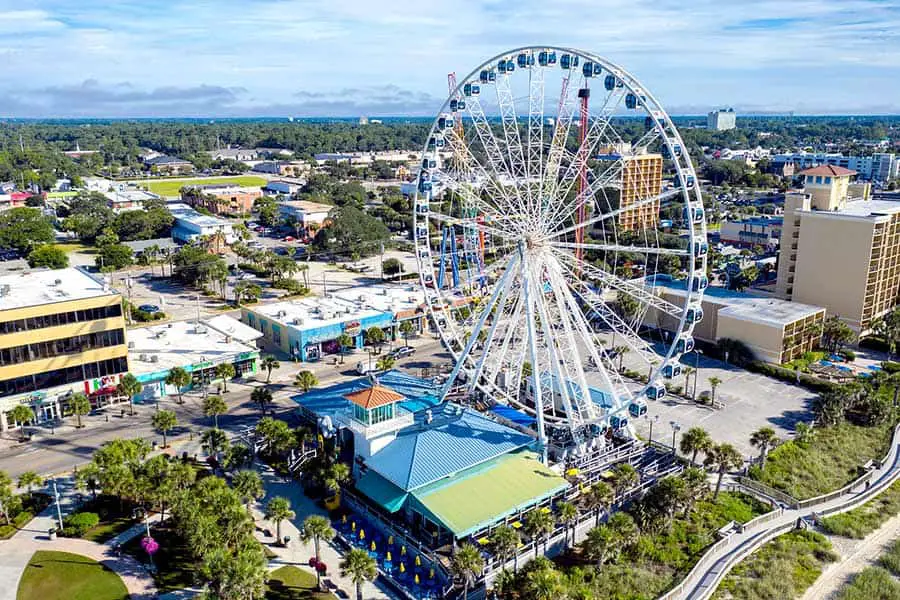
[645,414,659,446]
[693,350,703,401]
[670,421,681,455]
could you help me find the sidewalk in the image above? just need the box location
[0,483,157,600]
[252,465,396,600]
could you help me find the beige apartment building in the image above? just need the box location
[776,165,897,336]
[645,278,825,364]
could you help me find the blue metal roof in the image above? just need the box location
[293,370,441,418]
[490,405,536,427]
[365,403,534,492]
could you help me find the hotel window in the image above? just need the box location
[824,177,831,184]
[815,176,823,184]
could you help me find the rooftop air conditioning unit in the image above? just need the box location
[139,353,148,362]
[381,288,389,295]
[127,341,135,349]
[149,355,159,363]
[54,279,62,286]
[358,294,366,302]
[293,318,304,325]
[225,335,232,343]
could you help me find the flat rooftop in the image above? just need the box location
[0,268,116,313]
[331,284,425,315]
[127,316,258,377]
[825,199,900,218]
[252,284,426,329]
[168,203,232,228]
[651,276,824,327]
[277,200,333,213]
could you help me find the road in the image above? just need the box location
[0,336,448,479]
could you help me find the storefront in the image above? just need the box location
[135,350,259,402]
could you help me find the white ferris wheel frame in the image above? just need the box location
[412,45,708,454]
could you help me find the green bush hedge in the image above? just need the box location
[273,279,308,295]
[63,512,100,537]
[748,360,841,394]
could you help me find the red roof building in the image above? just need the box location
[797,165,857,177]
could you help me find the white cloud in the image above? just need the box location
[0,0,897,115]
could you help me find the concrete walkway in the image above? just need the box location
[801,513,900,600]
[252,465,396,600]
[0,485,157,600]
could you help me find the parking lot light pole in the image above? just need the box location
[645,414,659,446]
[670,421,681,455]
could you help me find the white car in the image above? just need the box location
[356,361,379,376]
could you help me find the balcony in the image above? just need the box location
[337,408,415,440]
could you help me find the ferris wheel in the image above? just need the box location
[413,46,708,453]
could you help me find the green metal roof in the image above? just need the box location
[409,451,569,538]
[355,471,409,513]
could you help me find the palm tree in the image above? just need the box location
[8,405,33,441]
[232,470,264,513]
[555,501,578,550]
[151,409,177,448]
[203,395,227,429]
[610,463,639,500]
[450,543,484,600]
[584,524,619,567]
[364,327,386,354]
[608,512,639,552]
[324,462,350,493]
[251,387,273,415]
[705,443,744,498]
[336,334,354,365]
[490,525,520,573]
[69,393,91,428]
[341,547,377,600]
[679,426,713,465]
[682,366,695,397]
[202,428,228,462]
[165,366,191,404]
[399,320,416,347]
[265,496,295,545]
[614,346,629,372]
[75,464,101,501]
[18,471,42,498]
[294,370,318,393]
[260,355,280,383]
[584,480,613,527]
[116,373,143,416]
[524,509,554,557]
[215,363,236,392]
[301,515,335,590]
[376,355,396,372]
[681,466,709,517]
[707,376,723,404]
[525,566,565,600]
[750,427,778,468]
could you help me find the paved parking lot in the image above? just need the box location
[629,352,817,458]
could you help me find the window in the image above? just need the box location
[0,356,128,398]
[272,325,281,345]
[824,177,831,184]
[0,304,121,336]
[815,176,823,184]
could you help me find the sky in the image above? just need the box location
[0,0,899,117]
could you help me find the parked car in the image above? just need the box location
[388,346,415,360]
[138,304,161,313]
[283,236,295,242]
[356,361,381,376]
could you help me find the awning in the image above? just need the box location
[355,471,409,513]
[490,405,536,427]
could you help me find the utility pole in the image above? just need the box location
[380,243,385,280]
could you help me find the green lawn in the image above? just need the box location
[63,496,138,544]
[53,242,94,254]
[821,480,900,538]
[712,530,838,600]
[751,421,894,499]
[266,566,333,599]
[0,493,52,540]
[17,550,128,600]
[136,176,267,197]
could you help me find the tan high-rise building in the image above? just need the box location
[777,165,900,336]
[618,153,663,231]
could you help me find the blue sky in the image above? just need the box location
[0,0,898,117]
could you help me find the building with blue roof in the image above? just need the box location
[295,371,568,545]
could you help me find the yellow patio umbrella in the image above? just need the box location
[415,555,421,567]
[429,568,435,579]
[414,574,420,585]
[359,529,366,540]
[388,535,394,545]
[370,541,376,552]
[342,515,347,524]
[351,521,356,532]
[386,551,393,562]
[399,562,406,574]
[400,545,407,556]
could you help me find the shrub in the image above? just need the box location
[882,361,900,374]
[273,279,308,295]
[836,567,900,600]
[840,349,857,362]
[860,336,891,353]
[878,539,900,576]
[63,511,100,537]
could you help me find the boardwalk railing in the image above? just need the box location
[659,423,900,600]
